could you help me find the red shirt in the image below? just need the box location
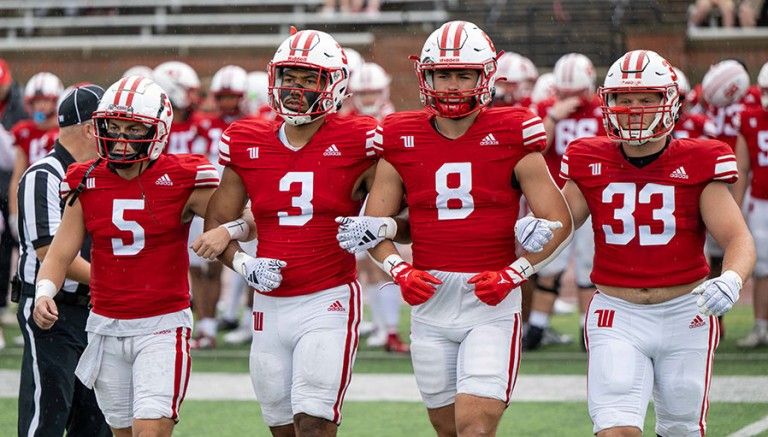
[536,95,604,187]
[738,107,768,199]
[62,154,219,318]
[704,86,762,149]
[561,137,737,288]
[220,115,379,297]
[196,113,246,164]
[165,113,206,155]
[381,107,546,272]
[673,113,715,140]
[11,119,58,165]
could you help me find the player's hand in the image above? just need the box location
[548,96,582,121]
[33,297,59,330]
[390,262,442,306]
[335,216,397,253]
[232,251,287,293]
[515,216,563,253]
[468,266,526,306]
[191,226,231,260]
[691,270,742,316]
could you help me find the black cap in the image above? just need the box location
[58,84,105,128]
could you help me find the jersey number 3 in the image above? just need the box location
[602,182,675,246]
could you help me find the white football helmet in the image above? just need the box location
[343,47,364,78]
[122,65,154,79]
[24,72,63,102]
[758,61,768,110]
[92,75,173,164]
[153,61,201,110]
[673,67,690,97]
[268,29,350,125]
[245,71,269,115]
[414,20,498,118]
[495,52,538,103]
[701,60,750,108]
[349,62,391,117]
[600,50,680,146]
[210,65,248,97]
[531,72,556,104]
[553,53,596,95]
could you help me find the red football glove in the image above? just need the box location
[390,262,443,306]
[468,266,527,306]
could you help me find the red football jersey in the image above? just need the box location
[704,87,762,149]
[61,154,219,319]
[381,107,546,272]
[220,116,379,297]
[196,113,245,164]
[673,113,715,139]
[536,95,604,187]
[11,120,58,165]
[561,137,737,288]
[165,114,207,155]
[493,96,533,110]
[738,107,768,199]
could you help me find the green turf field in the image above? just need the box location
[0,398,766,436]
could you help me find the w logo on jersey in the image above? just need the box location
[594,309,615,328]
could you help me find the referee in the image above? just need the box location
[15,85,110,437]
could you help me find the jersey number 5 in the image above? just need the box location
[112,199,146,256]
[602,182,676,246]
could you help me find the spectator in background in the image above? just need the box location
[0,59,29,351]
[738,0,766,26]
[322,0,381,15]
[689,0,737,27]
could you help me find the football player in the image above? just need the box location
[336,21,572,436]
[671,67,715,140]
[526,53,605,350]
[493,51,538,108]
[527,50,755,436]
[8,72,62,240]
[202,29,382,435]
[31,76,250,437]
[733,61,768,347]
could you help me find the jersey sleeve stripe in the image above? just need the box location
[559,160,570,179]
[522,116,543,128]
[195,169,220,181]
[522,122,546,140]
[716,154,736,161]
[523,133,547,146]
[59,180,71,196]
[714,160,737,176]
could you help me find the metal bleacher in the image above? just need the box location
[0,0,449,52]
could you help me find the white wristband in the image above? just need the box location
[35,279,58,303]
[221,219,249,241]
[381,217,397,240]
[383,254,405,273]
[509,257,535,279]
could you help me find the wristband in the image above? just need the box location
[35,279,58,303]
[509,257,535,279]
[381,217,398,240]
[221,219,249,241]
[383,254,406,273]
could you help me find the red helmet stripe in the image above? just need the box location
[124,76,144,107]
[289,31,303,57]
[112,76,130,106]
[439,22,451,57]
[634,50,647,79]
[302,31,317,54]
[621,52,633,79]
[451,21,465,56]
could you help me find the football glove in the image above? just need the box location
[515,216,562,253]
[386,255,442,306]
[468,258,532,306]
[690,270,742,316]
[232,251,287,293]
[335,216,397,253]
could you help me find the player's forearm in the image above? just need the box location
[368,239,400,265]
[217,241,241,270]
[721,230,756,282]
[65,256,90,285]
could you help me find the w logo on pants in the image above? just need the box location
[594,309,615,328]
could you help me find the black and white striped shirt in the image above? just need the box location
[17,141,90,295]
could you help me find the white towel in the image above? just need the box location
[75,334,104,389]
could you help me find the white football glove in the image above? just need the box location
[335,216,397,253]
[232,251,287,293]
[690,270,742,316]
[515,216,563,253]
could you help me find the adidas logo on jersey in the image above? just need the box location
[689,315,705,329]
[327,300,346,312]
[479,133,499,146]
[669,166,688,179]
[155,173,173,186]
[323,144,342,156]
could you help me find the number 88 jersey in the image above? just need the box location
[560,136,738,288]
[381,107,547,273]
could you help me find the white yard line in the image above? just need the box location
[0,370,766,403]
[728,414,768,437]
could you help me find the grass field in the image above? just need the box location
[1,304,766,435]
